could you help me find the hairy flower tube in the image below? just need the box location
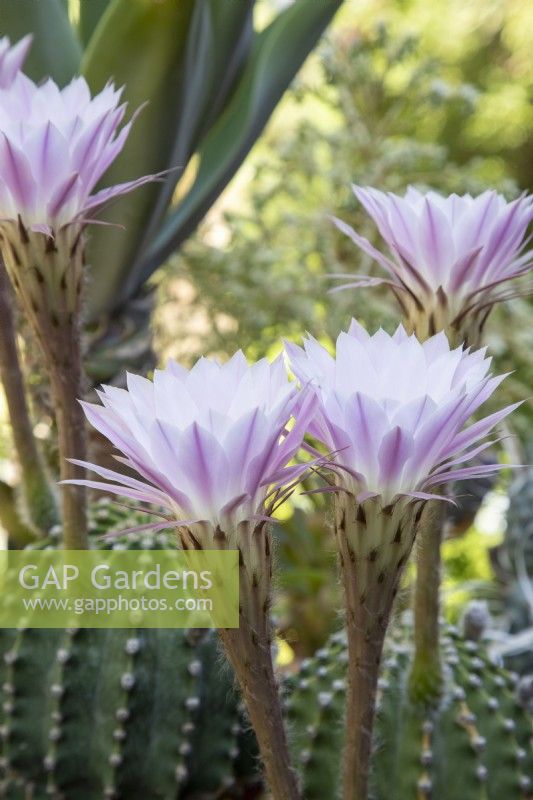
[333,186,533,346]
[66,351,316,800]
[286,321,517,800]
[0,57,153,547]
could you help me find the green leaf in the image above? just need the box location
[77,0,111,46]
[83,0,195,319]
[135,0,342,293]
[0,0,81,84]
[129,0,254,282]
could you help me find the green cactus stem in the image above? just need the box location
[284,624,533,800]
[334,492,424,800]
[0,480,35,548]
[0,503,261,799]
[1,223,88,549]
[410,501,445,705]
[0,261,58,536]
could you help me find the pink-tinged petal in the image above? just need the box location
[26,122,68,187]
[60,479,170,507]
[82,173,161,215]
[126,372,155,415]
[384,194,421,264]
[223,407,268,472]
[448,246,483,292]
[0,35,32,87]
[0,133,36,211]
[347,318,371,342]
[391,395,436,432]
[245,420,290,498]
[418,197,454,281]
[48,172,81,219]
[219,493,249,519]
[345,392,389,475]
[473,198,526,280]
[443,402,522,457]
[79,401,150,465]
[330,215,399,278]
[378,426,414,487]
[328,275,387,293]
[455,191,501,252]
[409,397,472,475]
[275,389,318,467]
[102,520,177,539]
[432,437,505,474]
[424,463,509,487]
[72,107,122,173]
[67,458,169,503]
[262,462,312,492]
[399,491,455,504]
[111,454,192,511]
[175,421,230,510]
[352,186,390,232]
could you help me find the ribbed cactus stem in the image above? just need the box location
[410,501,444,704]
[334,493,422,800]
[215,522,301,800]
[0,223,88,549]
[0,261,58,535]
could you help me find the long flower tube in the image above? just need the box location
[0,58,154,548]
[64,351,318,800]
[286,321,518,800]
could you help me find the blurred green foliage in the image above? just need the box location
[156,21,516,363]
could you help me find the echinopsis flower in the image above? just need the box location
[286,321,518,800]
[65,351,313,800]
[0,69,152,325]
[286,320,516,505]
[67,351,315,542]
[333,187,533,346]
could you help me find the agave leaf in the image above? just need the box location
[131,0,342,297]
[131,0,255,280]
[83,0,195,319]
[77,0,112,46]
[0,0,81,84]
